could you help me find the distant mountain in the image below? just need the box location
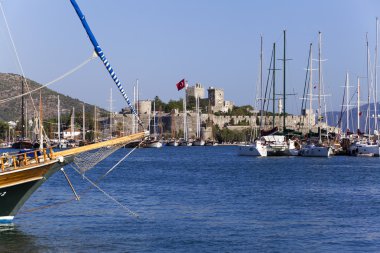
[0,73,107,122]
[323,102,380,133]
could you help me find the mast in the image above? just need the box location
[318,31,322,144]
[21,80,25,139]
[272,43,276,129]
[358,77,361,132]
[69,0,141,126]
[58,95,61,147]
[283,30,286,132]
[109,88,113,138]
[183,86,188,141]
[153,100,156,138]
[71,107,75,140]
[94,106,97,142]
[259,35,264,129]
[309,43,313,132]
[345,72,350,133]
[132,85,136,134]
[136,79,139,133]
[82,103,85,141]
[375,17,379,132]
[366,33,371,135]
[39,92,43,150]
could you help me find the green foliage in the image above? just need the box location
[214,105,253,116]
[0,120,9,140]
[214,127,252,143]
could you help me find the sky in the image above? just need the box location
[0,0,380,115]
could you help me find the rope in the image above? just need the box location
[70,164,139,218]
[0,55,96,104]
[19,144,142,218]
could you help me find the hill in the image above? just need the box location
[0,73,107,122]
[323,102,380,133]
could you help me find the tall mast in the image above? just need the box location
[132,85,136,134]
[259,35,264,129]
[58,95,61,146]
[357,77,361,132]
[71,107,75,140]
[39,92,43,150]
[345,72,350,133]
[21,80,25,139]
[272,42,276,129]
[94,105,97,142]
[309,43,313,132]
[136,79,139,133]
[366,33,371,135]
[109,88,113,138]
[82,103,85,141]
[283,30,286,132]
[375,17,379,132]
[153,100,156,137]
[318,31,322,144]
[183,84,187,141]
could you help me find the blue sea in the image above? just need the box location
[1,146,380,252]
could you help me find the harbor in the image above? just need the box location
[1,0,380,252]
[2,146,380,252]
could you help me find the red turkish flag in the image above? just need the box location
[176,79,186,91]
[359,111,362,116]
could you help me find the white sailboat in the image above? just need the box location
[238,139,268,157]
[193,96,205,146]
[300,32,331,157]
[145,100,163,148]
[348,33,380,156]
[238,35,267,157]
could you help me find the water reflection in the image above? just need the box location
[0,224,49,252]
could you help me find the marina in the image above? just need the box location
[0,0,380,252]
[1,146,380,252]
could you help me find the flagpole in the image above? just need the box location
[184,82,187,142]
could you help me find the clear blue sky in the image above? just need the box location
[0,0,379,114]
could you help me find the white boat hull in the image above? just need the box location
[299,145,331,157]
[145,141,163,148]
[166,141,178,147]
[238,141,267,157]
[193,140,205,146]
[349,143,380,157]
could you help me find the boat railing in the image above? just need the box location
[0,147,55,172]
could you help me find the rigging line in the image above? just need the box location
[0,2,38,113]
[69,163,139,218]
[70,0,142,127]
[0,55,96,104]
[99,142,142,180]
[20,143,142,215]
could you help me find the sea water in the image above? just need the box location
[1,146,380,252]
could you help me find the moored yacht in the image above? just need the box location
[238,139,267,157]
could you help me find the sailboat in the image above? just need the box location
[12,79,33,149]
[0,0,148,223]
[299,32,331,157]
[166,110,179,146]
[348,33,380,156]
[144,100,163,148]
[238,35,267,157]
[193,96,205,146]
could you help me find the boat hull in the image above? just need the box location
[145,141,163,148]
[0,160,61,223]
[238,142,267,157]
[299,146,331,157]
[349,143,380,157]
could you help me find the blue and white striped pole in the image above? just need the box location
[70,0,142,126]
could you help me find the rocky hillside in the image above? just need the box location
[0,73,107,122]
